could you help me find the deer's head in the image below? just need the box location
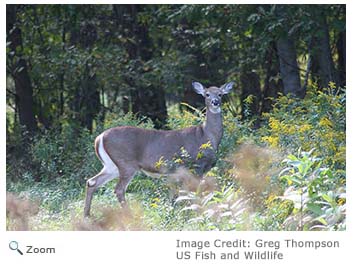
[192,81,234,114]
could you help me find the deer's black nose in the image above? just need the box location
[211,99,220,106]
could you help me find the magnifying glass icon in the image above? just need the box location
[9,241,23,255]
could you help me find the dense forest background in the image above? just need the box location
[6,4,346,231]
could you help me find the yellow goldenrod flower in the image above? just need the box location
[298,124,312,133]
[319,117,333,128]
[199,141,212,150]
[155,156,166,170]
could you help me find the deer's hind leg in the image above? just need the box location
[114,164,138,205]
[84,167,118,217]
[84,134,119,217]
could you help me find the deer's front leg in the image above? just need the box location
[194,149,217,176]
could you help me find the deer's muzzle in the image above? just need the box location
[211,99,220,106]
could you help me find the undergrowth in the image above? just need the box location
[6,86,346,231]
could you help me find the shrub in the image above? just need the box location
[260,84,345,171]
[279,149,346,230]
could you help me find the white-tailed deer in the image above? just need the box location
[84,81,234,217]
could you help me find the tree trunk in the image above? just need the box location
[262,42,283,113]
[59,17,66,127]
[337,31,346,87]
[113,5,168,128]
[276,37,303,98]
[309,10,338,89]
[79,65,100,132]
[7,5,37,134]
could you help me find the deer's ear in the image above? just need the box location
[192,82,205,96]
[221,82,234,94]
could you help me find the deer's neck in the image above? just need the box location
[202,109,223,150]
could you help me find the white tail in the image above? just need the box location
[84,81,234,217]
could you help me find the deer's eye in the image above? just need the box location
[218,94,222,97]
[206,93,210,97]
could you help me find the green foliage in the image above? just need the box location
[9,4,345,132]
[260,85,346,170]
[167,103,204,129]
[30,127,97,185]
[279,150,346,230]
[279,149,345,230]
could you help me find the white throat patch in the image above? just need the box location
[209,107,221,114]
